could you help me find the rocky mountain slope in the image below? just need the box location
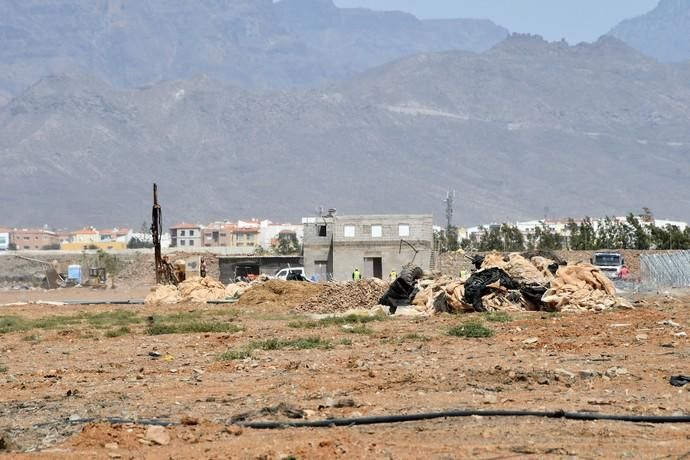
[0,0,507,95]
[2,35,689,227]
[609,0,690,62]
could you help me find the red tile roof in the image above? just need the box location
[170,222,201,230]
[73,228,99,235]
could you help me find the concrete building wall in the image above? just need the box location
[303,214,433,281]
[331,242,431,281]
[11,229,60,250]
[303,216,334,278]
[0,232,9,250]
[171,227,202,248]
[218,256,302,283]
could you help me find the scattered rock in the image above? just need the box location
[578,370,599,380]
[319,398,356,410]
[181,416,199,426]
[144,426,171,446]
[658,320,681,328]
[522,337,539,345]
[605,367,628,378]
[483,394,498,404]
[223,425,243,436]
[104,442,119,450]
[635,334,648,341]
[0,432,17,451]
[554,368,576,379]
[588,399,613,406]
[674,332,687,338]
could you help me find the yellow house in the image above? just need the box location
[61,227,127,251]
[61,240,127,251]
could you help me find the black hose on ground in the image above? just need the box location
[239,409,690,429]
[62,300,145,305]
[54,409,690,430]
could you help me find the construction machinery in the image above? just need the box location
[84,267,107,288]
[12,255,64,289]
[152,183,182,285]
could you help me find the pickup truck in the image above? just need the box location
[273,267,307,280]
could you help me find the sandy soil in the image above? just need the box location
[1,287,689,459]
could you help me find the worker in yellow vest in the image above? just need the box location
[352,268,362,281]
[389,270,398,282]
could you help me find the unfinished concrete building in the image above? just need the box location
[302,210,433,281]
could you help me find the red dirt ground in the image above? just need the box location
[1,288,689,459]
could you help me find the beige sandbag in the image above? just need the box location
[225,282,248,299]
[531,256,557,278]
[177,277,228,302]
[481,252,508,269]
[506,253,553,284]
[145,284,182,305]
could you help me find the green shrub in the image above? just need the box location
[448,322,494,338]
[146,322,243,335]
[484,311,512,323]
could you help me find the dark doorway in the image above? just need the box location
[364,257,383,279]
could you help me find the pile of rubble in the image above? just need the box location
[405,252,632,315]
[295,279,389,314]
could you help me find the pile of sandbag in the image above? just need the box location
[407,252,631,314]
[542,264,632,311]
[481,252,555,285]
[177,277,227,303]
[145,277,238,305]
[144,284,181,305]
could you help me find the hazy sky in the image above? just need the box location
[333,0,659,44]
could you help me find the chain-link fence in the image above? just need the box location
[640,251,690,290]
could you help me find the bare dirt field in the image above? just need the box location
[1,286,690,459]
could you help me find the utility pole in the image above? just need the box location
[444,190,455,234]
[152,183,162,284]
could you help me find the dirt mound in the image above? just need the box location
[237,280,323,309]
[295,279,389,314]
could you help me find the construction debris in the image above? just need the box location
[142,252,630,314]
[408,252,631,315]
[295,279,389,314]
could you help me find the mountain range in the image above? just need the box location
[609,0,690,62]
[0,0,507,95]
[2,33,689,227]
